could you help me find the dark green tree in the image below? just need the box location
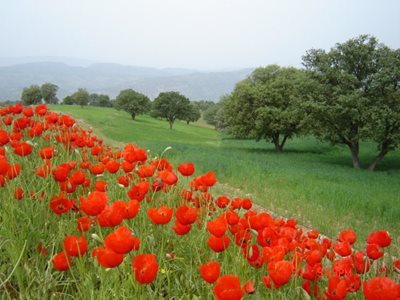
[302,34,399,170]
[71,88,90,107]
[223,65,307,152]
[184,103,201,124]
[41,83,59,104]
[151,91,191,129]
[115,89,150,120]
[21,85,42,105]
[89,93,112,107]
[62,95,75,105]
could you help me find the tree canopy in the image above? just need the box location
[21,85,42,105]
[89,93,112,107]
[115,89,150,120]
[223,65,307,152]
[41,83,59,104]
[151,91,191,129]
[302,34,400,170]
[183,103,201,124]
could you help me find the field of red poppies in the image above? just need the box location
[0,103,399,299]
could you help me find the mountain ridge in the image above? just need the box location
[0,61,253,101]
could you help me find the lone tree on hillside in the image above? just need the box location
[21,85,42,105]
[41,83,59,104]
[115,89,150,120]
[151,91,191,129]
[71,88,90,107]
[303,34,400,170]
[223,65,308,152]
[184,103,201,124]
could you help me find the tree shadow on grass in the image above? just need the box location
[319,154,400,172]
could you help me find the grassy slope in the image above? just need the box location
[51,105,400,247]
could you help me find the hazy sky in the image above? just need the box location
[0,0,399,70]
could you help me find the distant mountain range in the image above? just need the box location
[0,59,253,102]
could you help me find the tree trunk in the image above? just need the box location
[368,143,390,171]
[131,113,136,120]
[186,120,190,125]
[347,143,361,169]
[272,134,283,152]
[169,120,174,130]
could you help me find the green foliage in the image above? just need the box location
[21,85,42,105]
[151,91,191,129]
[184,103,201,124]
[89,93,112,107]
[115,89,150,120]
[62,95,74,105]
[73,88,90,107]
[223,65,307,151]
[192,100,215,112]
[303,34,400,170]
[202,103,219,126]
[40,82,58,104]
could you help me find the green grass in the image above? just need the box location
[51,105,400,247]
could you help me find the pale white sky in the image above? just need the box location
[0,0,399,70]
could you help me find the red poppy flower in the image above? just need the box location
[366,243,384,260]
[207,217,228,237]
[0,129,9,146]
[199,261,220,283]
[352,251,370,274]
[175,205,197,225]
[97,201,126,227]
[13,142,33,156]
[80,191,108,216]
[106,160,120,173]
[213,274,243,300]
[127,181,150,201]
[117,175,130,187]
[216,196,230,208]
[49,195,73,215]
[125,199,140,219]
[158,170,178,186]
[324,276,347,300]
[147,206,173,225]
[172,220,191,235]
[394,259,400,273]
[90,163,105,175]
[267,260,293,288]
[363,277,399,300]
[132,254,158,284]
[104,226,140,254]
[93,247,124,268]
[121,161,135,173]
[242,280,255,295]
[137,164,156,178]
[366,230,391,248]
[333,241,352,257]
[94,180,108,192]
[207,235,231,253]
[14,187,24,200]
[345,274,361,292]
[177,162,195,176]
[35,104,47,115]
[39,146,55,159]
[63,235,88,257]
[241,198,252,210]
[77,216,91,232]
[338,229,356,245]
[70,170,86,185]
[52,165,70,182]
[52,252,72,271]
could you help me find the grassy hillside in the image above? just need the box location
[51,105,400,246]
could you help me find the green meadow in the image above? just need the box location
[51,105,400,247]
